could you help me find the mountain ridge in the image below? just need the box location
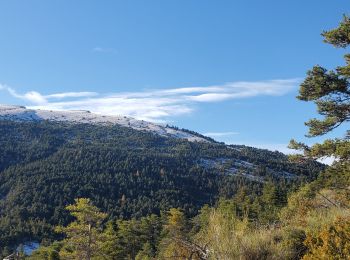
[0,104,210,143]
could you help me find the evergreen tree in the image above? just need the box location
[135,243,153,260]
[158,208,192,259]
[55,198,107,260]
[139,214,162,258]
[114,218,144,260]
[289,15,350,165]
[285,14,350,259]
[100,221,119,260]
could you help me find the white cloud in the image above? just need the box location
[188,93,236,102]
[0,78,299,121]
[22,91,47,104]
[47,92,98,99]
[204,131,239,137]
[160,86,224,94]
[0,86,97,105]
[1,86,48,104]
[188,80,298,102]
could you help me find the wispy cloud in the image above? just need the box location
[204,131,239,137]
[186,80,297,102]
[0,79,299,122]
[92,47,118,54]
[0,84,97,104]
[46,92,98,99]
[0,84,47,104]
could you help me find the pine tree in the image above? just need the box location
[286,14,350,259]
[135,242,153,260]
[158,208,192,259]
[55,198,107,260]
[288,15,350,165]
[121,218,145,259]
[100,221,120,260]
[139,214,162,257]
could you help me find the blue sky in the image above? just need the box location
[0,1,348,153]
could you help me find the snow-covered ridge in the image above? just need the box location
[0,105,209,142]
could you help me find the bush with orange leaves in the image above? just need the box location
[303,215,350,260]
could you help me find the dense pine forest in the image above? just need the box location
[0,119,323,257]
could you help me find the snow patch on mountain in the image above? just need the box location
[199,158,266,182]
[0,105,209,142]
[198,157,299,183]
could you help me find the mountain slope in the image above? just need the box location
[0,107,324,250]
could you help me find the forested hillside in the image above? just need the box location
[0,120,323,255]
